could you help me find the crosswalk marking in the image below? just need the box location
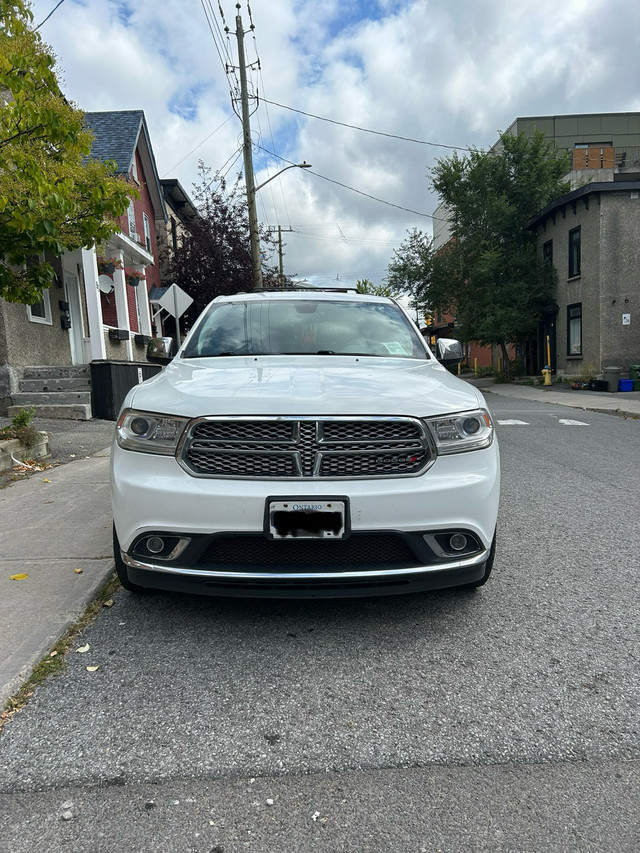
[497,419,530,425]
[558,418,589,426]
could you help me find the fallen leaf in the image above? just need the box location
[74,568,83,574]
[10,573,29,581]
[43,478,51,483]
[86,665,99,672]
[50,650,58,657]
[76,643,90,654]
[102,599,114,608]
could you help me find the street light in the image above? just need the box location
[249,162,312,291]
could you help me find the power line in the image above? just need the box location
[261,98,481,153]
[256,145,445,221]
[35,0,67,30]
[162,115,234,177]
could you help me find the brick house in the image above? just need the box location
[0,110,168,417]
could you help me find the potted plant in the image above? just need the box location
[124,267,146,287]
[97,257,124,275]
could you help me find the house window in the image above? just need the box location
[567,303,582,355]
[127,201,136,240]
[171,217,178,252]
[543,240,553,266]
[568,227,581,278]
[27,289,52,325]
[143,213,151,252]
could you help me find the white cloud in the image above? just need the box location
[29,0,640,288]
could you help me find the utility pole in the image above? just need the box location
[274,226,293,287]
[235,9,263,291]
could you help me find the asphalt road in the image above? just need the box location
[1,395,639,852]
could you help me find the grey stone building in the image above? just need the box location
[431,111,640,377]
[526,181,640,378]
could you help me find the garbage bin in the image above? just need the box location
[629,364,640,380]
[602,366,621,392]
[90,360,162,420]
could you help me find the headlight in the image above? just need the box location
[424,409,494,454]
[116,410,189,455]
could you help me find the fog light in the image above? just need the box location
[146,536,165,554]
[449,533,468,551]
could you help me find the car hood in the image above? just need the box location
[126,356,485,419]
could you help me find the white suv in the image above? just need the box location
[111,291,499,598]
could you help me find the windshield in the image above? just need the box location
[181,299,429,359]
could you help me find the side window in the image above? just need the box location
[27,290,52,325]
[127,201,137,240]
[568,227,581,278]
[567,303,582,355]
[543,239,553,266]
[143,213,151,253]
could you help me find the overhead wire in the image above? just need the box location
[260,98,482,153]
[256,145,446,222]
[34,0,67,30]
[162,115,234,177]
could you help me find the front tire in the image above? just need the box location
[113,524,145,593]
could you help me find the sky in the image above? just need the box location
[27,0,640,289]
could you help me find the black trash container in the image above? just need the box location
[91,360,162,420]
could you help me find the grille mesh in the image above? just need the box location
[198,534,419,572]
[182,417,430,479]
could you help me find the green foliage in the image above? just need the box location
[355,278,397,297]
[428,131,570,376]
[385,229,433,312]
[0,406,39,445]
[0,0,134,304]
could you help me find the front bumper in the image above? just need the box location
[111,441,499,597]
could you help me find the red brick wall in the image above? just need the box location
[100,148,162,330]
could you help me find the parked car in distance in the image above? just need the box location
[111,290,500,598]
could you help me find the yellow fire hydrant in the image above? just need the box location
[541,367,552,386]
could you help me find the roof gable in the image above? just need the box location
[84,110,166,221]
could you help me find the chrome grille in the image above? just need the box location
[180,417,432,479]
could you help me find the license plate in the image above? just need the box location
[268,500,346,539]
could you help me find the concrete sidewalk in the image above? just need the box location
[468,377,640,418]
[0,448,114,706]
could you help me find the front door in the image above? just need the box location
[538,307,557,373]
[64,273,85,364]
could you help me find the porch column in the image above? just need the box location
[137,277,153,336]
[112,253,134,360]
[81,248,106,361]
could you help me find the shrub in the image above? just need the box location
[0,407,40,447]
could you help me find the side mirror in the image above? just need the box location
[147,336,175,365]
[435,337,463,366]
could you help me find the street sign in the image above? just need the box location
[157,283,193,319]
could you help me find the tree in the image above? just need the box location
[166,165,278,329]
[0,0,133,304]
[355,278,397,297]
[428,131,570,376]
[385,229,434,315]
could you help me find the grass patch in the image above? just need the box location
[0,573,121,733]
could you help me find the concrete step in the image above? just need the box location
[19,377,92,392]
[22,365,91,380]
[11,391,92,406]
[6,403,92,421]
